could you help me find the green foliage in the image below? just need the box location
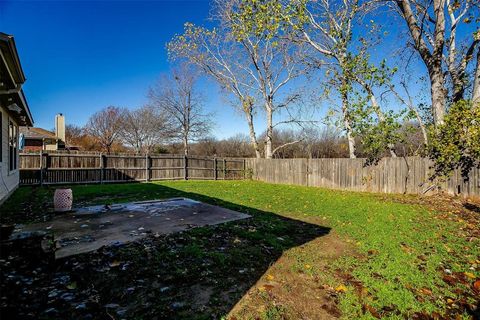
[428,100,480,180]
[230,0,284,42]
[356,109,407,164]
[167,22,217,64]
[2,181,478,318]
[339,51,410,163]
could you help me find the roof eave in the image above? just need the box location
[0,33,26,84]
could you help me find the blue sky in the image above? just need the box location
[3,1,474,139]
[0,0,253,138]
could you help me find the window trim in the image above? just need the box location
[8,118,18,173]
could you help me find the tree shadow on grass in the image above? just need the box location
[0,183,331,320]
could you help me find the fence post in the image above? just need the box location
[213,157,217,180]
[145,154,150,182]
[39,151,43,186]
[44,153,50,185]
[223,158,226,180]
[100,153,104,184]
[184,155,188,180]
[243,159,246,180]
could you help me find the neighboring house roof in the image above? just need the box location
[20,127,60,140]
[0,32,33,126]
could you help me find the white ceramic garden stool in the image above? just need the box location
[54,188,73,212]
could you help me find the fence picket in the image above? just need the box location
[19,152,244,185]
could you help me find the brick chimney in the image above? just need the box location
[55,113,66,142]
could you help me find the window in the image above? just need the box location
[9,119,18,171]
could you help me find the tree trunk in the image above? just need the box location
[395,0,447,126]
[446,14,464,103]
[264,99,274,159]
[243,100,261,158]
[429,66,447,125]
[341,91,356,159]
[183,136,189,156]
[247,120,261,158]
[473,49,480,108]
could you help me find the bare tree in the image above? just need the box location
[84,106,123,153]
[148,65,212,155]
[220,133,255,157]
[388,80,429,145]
[120,105,172,154]
[64,124,83,147]
[168,0,312,159]
[168,22,262,158]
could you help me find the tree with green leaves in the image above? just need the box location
[428,100,480,180]
[275,0,406,159]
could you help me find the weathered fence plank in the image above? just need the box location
[20,152,245,185]
[20,153,479,197]
[245,157,479,197]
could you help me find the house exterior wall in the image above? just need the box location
[0,106,20,204]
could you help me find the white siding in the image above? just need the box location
[0,106,20,204]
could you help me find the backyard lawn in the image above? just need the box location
[0,180,479,319]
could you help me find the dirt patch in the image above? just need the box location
[228,231,351,319]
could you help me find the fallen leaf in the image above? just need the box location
[266,274,274,281]
[464,272,476,279]
[418,287,432,295]
[304,264,312,269]
[66,282,77,290]
[473,280,480,292]
[360,287,369,297]
[263,284,275,292]
[109,261,121,267]
[443,275,456,285]
[335,284,347,293]
[362,304,380,318]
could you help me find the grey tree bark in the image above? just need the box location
[395,0,447,126]
[341,91,356,159]
[473,50,480,107]
[264,99,274,159]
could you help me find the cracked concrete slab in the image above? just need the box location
[17,198,250,259]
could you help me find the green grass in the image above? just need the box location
[1,180,478,319]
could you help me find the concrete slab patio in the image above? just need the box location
[16,198,250,259]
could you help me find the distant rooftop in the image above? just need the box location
[20,127,59,140]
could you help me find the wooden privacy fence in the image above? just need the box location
[20,153,246,185]
[245,157,480,197]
